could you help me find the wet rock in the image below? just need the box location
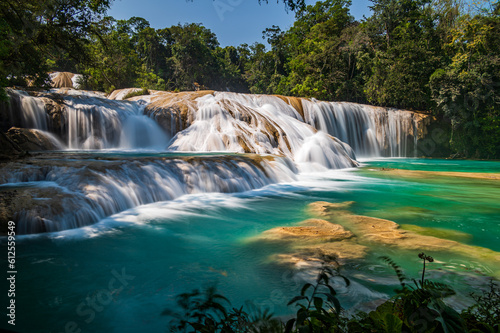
[308,201,500,277]
[144,91,214,135]
[400,224,473,243]
[0,131,26,160]
[51,72,76,88]
[7,127,62,151]
[260,218,354,241]
[0,186,78,235]
[249,213,368,269]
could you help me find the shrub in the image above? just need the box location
[123,88,149,99]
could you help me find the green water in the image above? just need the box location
[1,158,499,333]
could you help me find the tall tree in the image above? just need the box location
[430,3,500,158]
[362,0,443,110]
[0,0,111,98]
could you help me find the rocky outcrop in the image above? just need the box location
[144,90,214,136]
[0,186,75,234]
[0,131,26,160]
[51,72,75,88]
[259,218,354,241]
[49,72,83,89]
[7,127,62,151]
[308,201,500,276]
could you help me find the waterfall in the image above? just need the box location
[61,96,169,149]
[0,154,297,233]
[6,89,421,159]
[11,90,50,131]
[6,89,170,150]
[164,92,357,170]
[1,89,429,233]
[302,100,418,157]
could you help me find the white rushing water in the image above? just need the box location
[3,89,423,233]
[7,89,419,159]
[0,154,297,233]
[166,92,358,171]
[302,100,418,157]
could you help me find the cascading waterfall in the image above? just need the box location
[12,90,50,131]
[1,88,427,233]
[6,89,420,158]
[166,92,358,170]
[6,89,170,150]
[0,154,297,233]
[61,96,169,149]
[302,100,419,157]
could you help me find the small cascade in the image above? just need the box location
[118,114,169,149]
[302,100,419,157]
[0,154,297,234]
[61,96,161,149]
[158,92,357,170]
[14,90,50,131]
[5,89,170,150]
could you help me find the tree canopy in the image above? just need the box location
[0,0,111,98]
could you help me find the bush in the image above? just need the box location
[123,88,149,99]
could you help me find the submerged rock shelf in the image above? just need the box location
[249,200,500,278]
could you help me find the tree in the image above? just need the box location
[430,3,500,158]
[362,0,444,110]
[79,16,140,92]
[0,0,111,96]
[273,0,359,100]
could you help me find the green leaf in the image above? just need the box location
[285,318,296,333]
[313,297,323,311]
[301,283,313,296]
[297,307,309,324]
[288,295,308,306]
[324,284,337,296]
[428,301,467,333]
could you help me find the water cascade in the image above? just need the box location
[302,100,420,157]
[156,92,358,170]
[5,89,169,150]
[1,88,429,233]
[11,90,50,131]
[0,153,297,233]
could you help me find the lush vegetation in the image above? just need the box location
[1,0,499,158]
[162,253,500,333]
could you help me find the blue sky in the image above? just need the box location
[108,0,372,47]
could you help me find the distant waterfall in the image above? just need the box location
[302,100,418,157]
